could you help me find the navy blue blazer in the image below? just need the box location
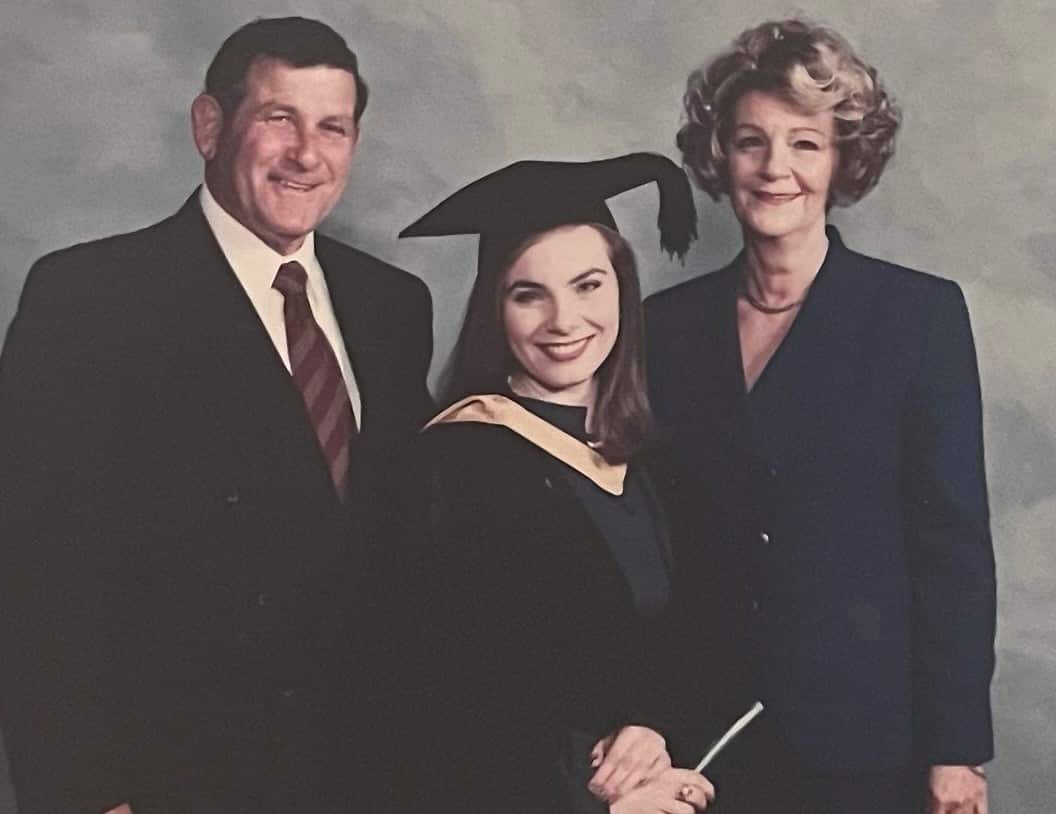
[644,227,995,772]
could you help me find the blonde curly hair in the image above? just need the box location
[677,18,901,206]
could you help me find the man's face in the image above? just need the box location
[203,58,360,254]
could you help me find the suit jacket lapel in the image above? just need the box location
[747,227,881,470]
[316,237,379,433]
[163,193,338,502]
[696,263,755,483]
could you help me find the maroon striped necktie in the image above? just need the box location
[272,261,355,500]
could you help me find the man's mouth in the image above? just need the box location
[273,178,317,192]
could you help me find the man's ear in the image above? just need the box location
[191,94,224,161]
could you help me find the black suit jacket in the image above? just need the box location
[0,193,433,813]
[392,421,745,814]
[644,227,995,772]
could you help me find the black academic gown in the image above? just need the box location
[392,397,742,814]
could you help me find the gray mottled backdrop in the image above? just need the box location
[1,1,1053,811]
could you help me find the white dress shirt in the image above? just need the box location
[199,184,362,426]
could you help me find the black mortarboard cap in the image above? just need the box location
[399,152,697,260]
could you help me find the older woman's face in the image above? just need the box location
[725,90,837,242]
[501,225,620,406]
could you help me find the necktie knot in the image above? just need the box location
[273,260,308,298]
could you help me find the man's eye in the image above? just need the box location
[266,114,293,124]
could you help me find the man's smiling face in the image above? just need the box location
[202,57,360,254]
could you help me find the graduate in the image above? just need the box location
[395,154,745,813]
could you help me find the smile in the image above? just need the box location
[537,336,594,362]
[273,178,317,192]
[754,191,801,204]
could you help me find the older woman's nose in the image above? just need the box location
[760,142,792,178]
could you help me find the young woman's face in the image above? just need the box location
[501,225,620,406]
[725,90,838,243]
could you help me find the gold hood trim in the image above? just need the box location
[425,394,626,496]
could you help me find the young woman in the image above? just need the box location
[396,154,739,813]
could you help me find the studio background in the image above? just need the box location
[1,1,1052,811]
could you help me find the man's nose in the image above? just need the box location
[285,127,322,170]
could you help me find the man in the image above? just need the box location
[0,17,432,814]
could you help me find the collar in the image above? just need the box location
[507,394,591,443]
[425,394,627,495]
[199,182,317,276]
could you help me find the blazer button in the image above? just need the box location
[751,599,761,613]
[281,688,296,699]
[768,466,778,479]
[256,592,269,607]
[760,531,770,544]
[543,476,553,489]
[225,488,240,505]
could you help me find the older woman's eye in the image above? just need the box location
[794,139,821,151]
[734,136,764,150]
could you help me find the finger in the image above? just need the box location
[612,766,648,800]
[668,771,716,802]
[601,729,634,764]
[598,762,635,800]
[644,750,673,781]
[590,733,614,767]
[588,759,617,792]
[589,735,637,792]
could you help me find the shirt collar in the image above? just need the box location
[199,182,317,278]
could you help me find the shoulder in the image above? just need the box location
[405,421,553,521]
[829,235,976,367]
[416,420,542,472]
[18,208,188,316]
[316,233,430,305]
[833,233,964,310]
[645,263,736,319]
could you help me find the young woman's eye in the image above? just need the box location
[510,290,541,304]
[576,280,602,294]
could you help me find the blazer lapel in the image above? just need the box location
[746,227,882,471]
[162,193,338,502]
[690,263,756,488]
[316,238,379,432]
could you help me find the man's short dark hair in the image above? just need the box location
[205,16,369,122]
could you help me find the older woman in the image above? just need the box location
[395,154,741,813]
[645,19,995,814]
